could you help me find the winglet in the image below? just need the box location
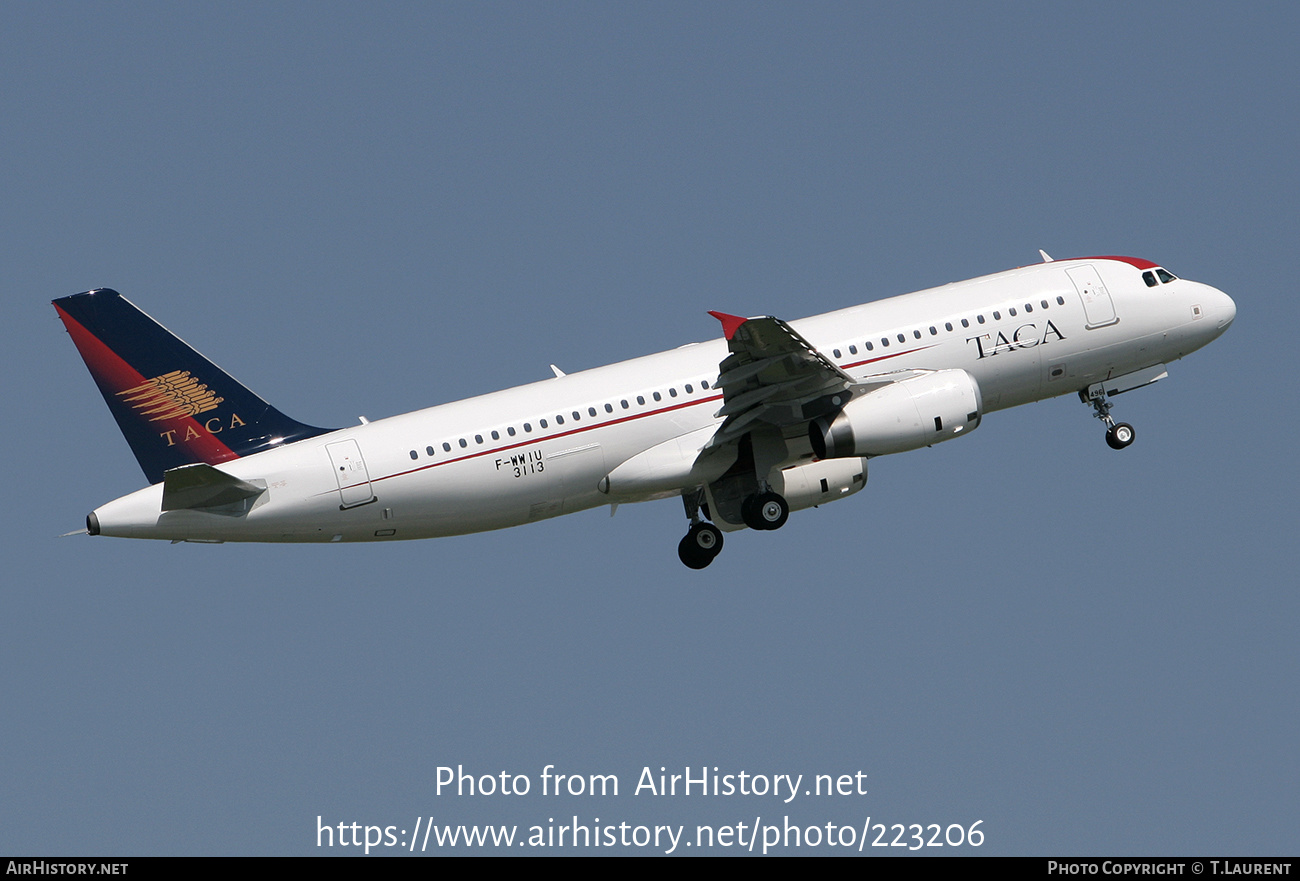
[1039,249,1054,262]
[708,311,748,341]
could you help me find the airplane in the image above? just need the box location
[54,252,1235,568]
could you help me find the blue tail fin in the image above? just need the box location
[54,289,333,484]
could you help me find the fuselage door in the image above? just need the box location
[1066,265,1119,329]
[326,439,376,508]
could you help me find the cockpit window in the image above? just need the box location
[1142,271,1158,287]
[1156,268,1177,284]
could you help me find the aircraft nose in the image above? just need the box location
[1208,285,1236,331]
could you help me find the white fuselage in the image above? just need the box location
[91,258,1236,542]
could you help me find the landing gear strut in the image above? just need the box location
[678,489,724,569]
[1082,388,1135,450]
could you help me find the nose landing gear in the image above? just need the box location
[1105,421,1135,450]
[1082,388,1135,450]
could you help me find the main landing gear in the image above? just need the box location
[741,490,789,531]
[678,490,723,569]
[1082,388,1135,450]
[677,487,792,568]
[678,521,723,570]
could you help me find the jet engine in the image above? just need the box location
[810,369,982,458]
[704,456,868,532]
[772,456,868,512]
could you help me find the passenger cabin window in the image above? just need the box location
[426,446,435,456]
[443,442,452,452]
[409,450,418,460]
[653,391,662,401]
[507,427,516,437]
[637,395,645,405]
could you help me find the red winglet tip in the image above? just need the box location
[708,311,748,341]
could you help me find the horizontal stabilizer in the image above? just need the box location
[162,463,265,512]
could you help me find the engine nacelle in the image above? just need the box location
[772,456,868,513]
[810,369,982,458]
[705,456,868,531]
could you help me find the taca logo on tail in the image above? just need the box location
[53,289,331,484]
[118,370,225,422]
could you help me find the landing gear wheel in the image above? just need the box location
[678,522,724,569]
[743,491,790,531]
[757,492,790,530]
[1106,422,1135,450]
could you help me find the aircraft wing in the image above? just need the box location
[705,312,857,448]
[704,311,934,450]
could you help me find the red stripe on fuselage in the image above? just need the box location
[54,304,239,472]
[841,344,934,371]
[348,342,940,493]
[365,393,728,489]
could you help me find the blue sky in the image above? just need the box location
[3,3,1296,855]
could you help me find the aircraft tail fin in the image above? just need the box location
[53,289,333,484]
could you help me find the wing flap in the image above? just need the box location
[706,314,854,449]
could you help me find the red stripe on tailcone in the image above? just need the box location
[708,311,748,340]
[54,303,240,471]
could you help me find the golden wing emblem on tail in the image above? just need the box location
[117,370,224,421]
